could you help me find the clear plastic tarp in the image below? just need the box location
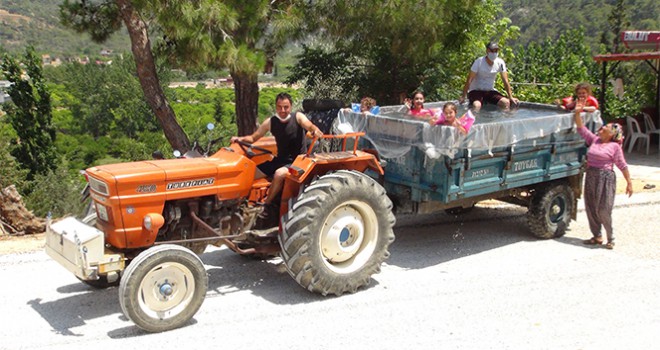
[335,101,603,159]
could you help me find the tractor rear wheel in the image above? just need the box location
[280,170,395,296]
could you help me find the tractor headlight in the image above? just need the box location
[143,213,165,234]
[143,215,153,230]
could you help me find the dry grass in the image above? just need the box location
[616,177,658,195]
[0,9,32,23]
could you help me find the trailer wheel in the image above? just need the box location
[444,204,475,216]
[280,170,395,296]
[527,183,574,239]
[119,245,207,332]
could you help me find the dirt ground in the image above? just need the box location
[0,232,46,255]
[1,176,657,256]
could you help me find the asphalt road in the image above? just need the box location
[1,192,659,350]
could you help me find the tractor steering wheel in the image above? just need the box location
[235,140,273,158]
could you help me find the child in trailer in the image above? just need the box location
[555,82,599,112]
[431,102,475,135]
[404,90,435,120]
[351,96,380,115]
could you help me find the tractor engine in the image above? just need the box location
[156,197,260,253]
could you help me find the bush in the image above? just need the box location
[24,159,86,218]
[0,136,27,191]
[510,28,595,104]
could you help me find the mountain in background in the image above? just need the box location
[503,0,660,49]
[0,0,129,58]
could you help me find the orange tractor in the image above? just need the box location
[45,130,395,332]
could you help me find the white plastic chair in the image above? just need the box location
[642,112,660,155]
[626,116,649,154]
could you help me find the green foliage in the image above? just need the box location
[605,0,630,53]
[108,136,155,161]
[59,0,122,43]
[167,86,299,149]
[508,26,655,122]
[23,158,85,218]
[150,0,306,135]
[284,46,363,103]
[1,47,57,180]
[0,128,28,191]
[599,63,656,121]
[503,0,660,50]
[60,0,193,153]
[52,57,158,138]
[290,0,507,104]
[510,29,596,103]
[423,17,521,102]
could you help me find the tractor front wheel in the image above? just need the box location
[118,245,207,332]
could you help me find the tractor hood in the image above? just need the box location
[86,151,256,200]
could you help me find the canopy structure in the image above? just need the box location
[593,31,660,123]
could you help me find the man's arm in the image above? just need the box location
[231,118,270,143]
[460,71,477,103]
[296,112,323,138]
[500,71,519,105]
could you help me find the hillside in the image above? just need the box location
[0,0,129,57]
[503,0,660,49]
[1,1,658,61]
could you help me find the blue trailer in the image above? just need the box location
[334,102,603,238]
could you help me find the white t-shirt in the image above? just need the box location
[468,56,507,92]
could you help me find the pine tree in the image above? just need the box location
[60,0,191,152]
[153,0,304,136]
[607,0,631,53]
[1,48,57,180]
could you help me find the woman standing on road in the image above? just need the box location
[574,101,633,249]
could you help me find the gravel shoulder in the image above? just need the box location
[0,233,45,255]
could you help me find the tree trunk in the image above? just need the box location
[116,0,190,152]
[0,185,45,235]
[231,70,259,136]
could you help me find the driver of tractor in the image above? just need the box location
[230,92,323,208]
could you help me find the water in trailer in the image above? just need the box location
[379,102,567,124]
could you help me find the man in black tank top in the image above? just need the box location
[230,92,323,206]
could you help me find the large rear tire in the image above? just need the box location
[527,183,574,239]
[280,170,395,296]
[119,245,207,332]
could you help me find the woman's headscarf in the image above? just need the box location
[608,123,624,144]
